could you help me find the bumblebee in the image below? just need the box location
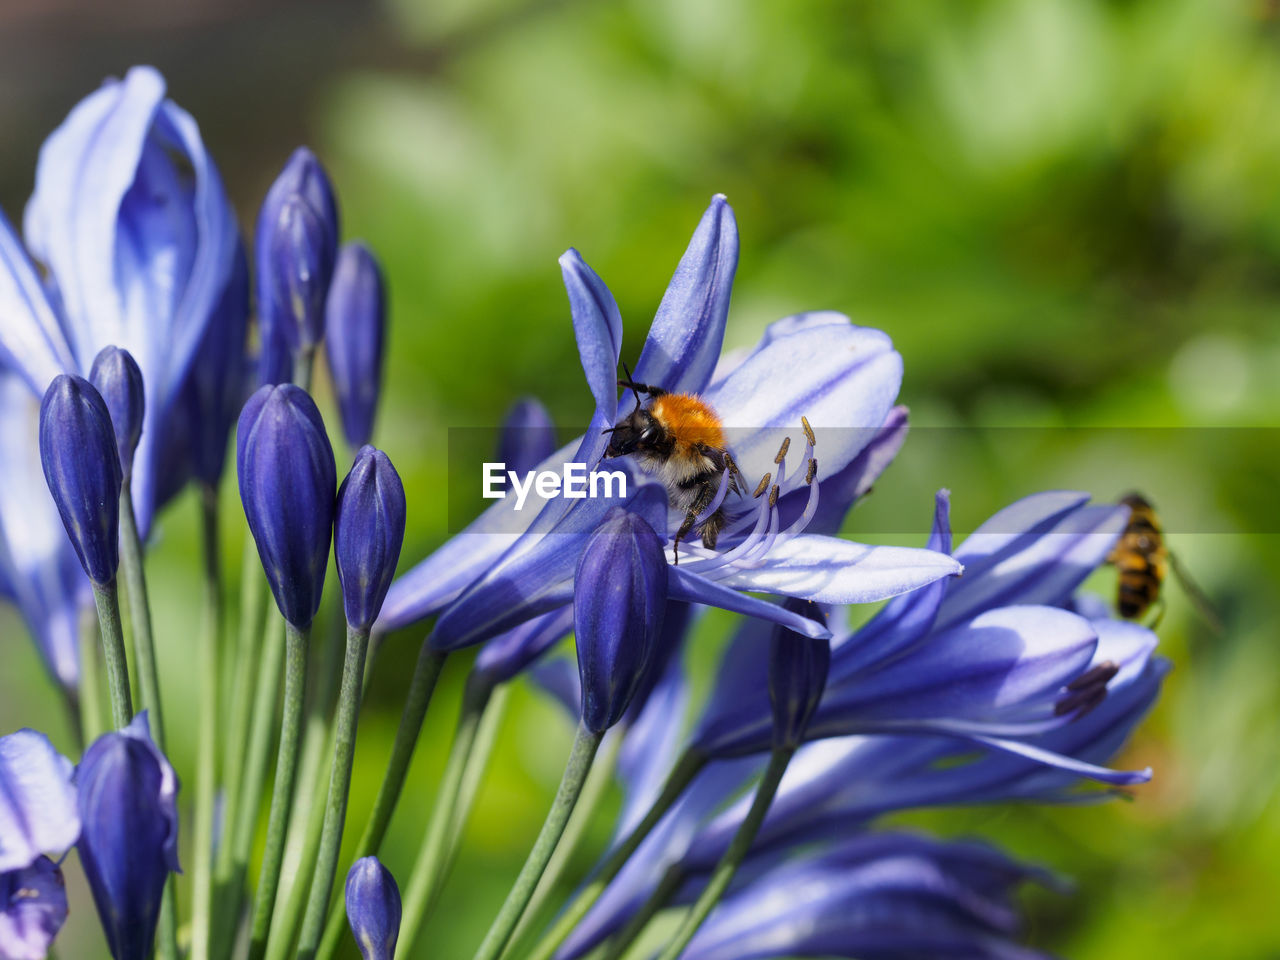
[603,368,743,560]
[1108,492,1221,633]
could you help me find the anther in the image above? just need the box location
[769,484,779,508]
[1055,660,1120,717]
[774,437,791,464]
[801,416,815,447]
[753,473,772,499]
[1066,661,1120,691]
[805,458,817,484]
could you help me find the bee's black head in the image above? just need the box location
[603,406,660,458]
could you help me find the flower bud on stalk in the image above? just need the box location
[344,857,402,960]
[325,244,387,451]
[335,446,406,631]
[574,509,669,734]
[75,713,180,960]
[236,384,337,629]
[38,375,123,587]
[768,599,831,750]
[256,148,339,385]
[88,347,145,483]
[498,397,556,477]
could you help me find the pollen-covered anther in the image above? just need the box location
[753,473,772,499]
[805,458,817,485]
[801,415,815,447]
[774,436,791,464]
[769,484,780,508]
[1054,660,1120,717]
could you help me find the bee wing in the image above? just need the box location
[1168,550,1225,638]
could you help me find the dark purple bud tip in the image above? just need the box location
[325,243,387,450]
[1055,660,1121,718]
[0,856,69,959]
[345,856,401,960]
[574,508,669,734]
[89,346,145,481]
[257,148,340,361]
[76,713,179,960]
[336,446,406,631]
[237,384,337,628]
[769,599,832,750]
[499,397,557,476]
[39,374,124,586]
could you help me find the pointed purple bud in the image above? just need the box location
[89,347,145,482]
[75,713,179,960]
[0,856,69,959]
[38,375,123,586]
[256,148,340,382]
[498,398,556,476]
[345,856,401,960]
[324,244,386,450]
[335,446,406,630]
[237,384,337,628]
[574,509,668,734]
[769,599,831,750]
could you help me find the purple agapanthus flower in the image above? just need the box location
[544,489,1165,959]
[379,197,959,651]
[0,857,69,960]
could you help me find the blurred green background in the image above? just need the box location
[3,0,1280,956]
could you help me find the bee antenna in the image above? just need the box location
[619,360,643,413]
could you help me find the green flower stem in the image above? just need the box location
[247,620,310,960]
[471,723,605,960]
[117,484,165,745]
[294,625,372,960]
[313,642,448,960]
[655,747,795,960]
[294,348,316,393]
[447,681,512,862]
[524,747,707,960]
[599,864,683,960]
[89,580,132,731]
[211,611,283,960]
[76,603,104,746]
[396,673,495,955]
[504,728,623,960]
[191,486,223,960]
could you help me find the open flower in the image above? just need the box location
[380,196,959,651]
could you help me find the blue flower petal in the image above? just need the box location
[633,195,738,395]
[0,209,74,393]
[0,730,79,873]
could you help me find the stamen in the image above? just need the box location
[683,475,775,573]
[693,467,733,525]
[752,473,772,499]
[1055,660,1119,717]
[775,457,820,546]
[801,416,815,447]
[774,437,791,464]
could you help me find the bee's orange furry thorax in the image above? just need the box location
[649,393,725,453]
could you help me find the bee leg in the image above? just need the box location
[673,480,720,565]
[1145,598,1167,632]
[700,507,725,550]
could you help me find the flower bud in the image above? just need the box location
[335,446,406,630]
[344,856,401,960]
[324,244,386,450]
[75,713,179,960]
[88,347,145,482]
[498,397,556,476]
[768,599,831,750]
[256,148,339,382]
[38,375,123,586]
[0,856,69,960]
[237,384,337,628]
[574,509,668,734]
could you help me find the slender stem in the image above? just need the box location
[523,748,707,960]
[313,642,448,960]
[505,729,622,958]
[191,486,223,960]
[212,614,285,960]
[116,485,179,960]
[447,681,512,863]
[471,723,604,960]
[117,484,165,746]
[599,865,683,960]
[396,674,494,955]
[247,621,310,960]
[77,602,104,745]
[295,625,371,959]
[90,580,132,729]
[655,748,794,960]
